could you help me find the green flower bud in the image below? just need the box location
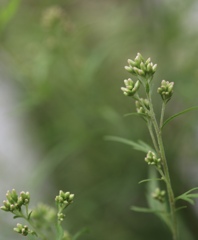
[145,151,161,167]
[152,188,166,203]
[1,200,11,211]
[124,53,157,79]
[134,52,144,65]
[135,98,150,120]
[68,194,74,202]
[55,190,74,210]
[57,212,65,222]
[14,223,29,236]
[152,64,157,73]
[127,59,136,67]
[19,191,30,205]
[145,57,151,65]
[124,66,134,73]
[158,80,174,103]
[6,191,15,204]
[121,78,140,97]
[140,61,146,71]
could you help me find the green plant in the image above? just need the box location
[0,189,81,240]
[1,53,198,240]
[106,53,198,240]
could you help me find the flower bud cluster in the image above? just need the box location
[13,223,30,236]
[125,53,157,78]
[55,191,74,223]
[55,190,74,210]
[145,151,161,167]
[152,188,166,203]
[135,98,150,116]
[121,78,140,96]
[0,189,30,212]
[57,212,66,222]
[158,80,174,103]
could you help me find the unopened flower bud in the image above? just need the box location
[152,188,166,203]
[145,151,161,167]
[158,80,174,103]
[124,66,134,73]
[121,79,140,97]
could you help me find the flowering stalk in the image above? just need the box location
[122,53,178,239]
[1,189,74,240]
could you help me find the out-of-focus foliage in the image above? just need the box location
[0,0,198,239]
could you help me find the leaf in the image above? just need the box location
[73,227,89,240]
[175,187,198,205]
[176,196,194,205]
[28,210,33,220]
[175,206,187,212]
[104,136,154,153]
[13,215,21,219]
[139,178,162,184]
[131,206,166,214]
[162,106,198,129]
[186,193,198,198]
[180,187,198,195]
[124,112,146,117]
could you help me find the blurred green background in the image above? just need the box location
[0,0,198,239]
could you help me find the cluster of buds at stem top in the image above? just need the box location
[125,53,157,79]
[55,191,74,209]
[158,80,174,103]
[145,151,161,167]
[121,78,140,96]
[55,191,74,222]
[13,223,30,236]
[135,98,150,119]
[152,188,166,203]
[0,189,30,212]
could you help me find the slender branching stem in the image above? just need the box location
[147,92,178,240]
[147,121,160,155]
[160,102,166,129]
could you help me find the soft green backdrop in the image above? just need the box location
[0,0,198,239]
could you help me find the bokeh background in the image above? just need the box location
[0,0,198,239]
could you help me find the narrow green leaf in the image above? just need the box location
[181,187,198,196]
[124,112,147,118]
[104,136,154,153]
[131,206,166,214]
[139,178,162,184]
[186,194,198,198]
[175,206,187,212]
[73,227,89,240]
[13,215,21,219]
[176,196,194,205]
[175,187,198,203]
[162,106,198,129]
[28,210,33,220]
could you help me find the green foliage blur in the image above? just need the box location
[0,0,198,239]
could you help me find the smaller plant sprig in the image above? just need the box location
[119,53,198,240]
[0,189,75,240]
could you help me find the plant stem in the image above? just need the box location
[160,102,166,129]
[147,121,160,155]
[148,93,178,240]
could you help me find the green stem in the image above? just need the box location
[160,102,166,129]
[147,93,178,240]
[16,208,48,240]
[147,121,160,155]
